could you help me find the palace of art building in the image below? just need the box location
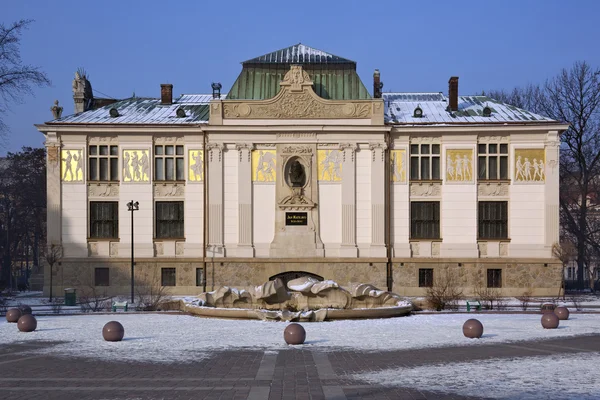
[36,44,568,297]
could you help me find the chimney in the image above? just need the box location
[161,84,173,105]
[373,69,383,98]
[448,76,459,111]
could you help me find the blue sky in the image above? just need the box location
[1,0,599,154]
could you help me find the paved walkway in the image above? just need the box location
[0,335,599,399]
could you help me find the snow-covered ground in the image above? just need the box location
[2,311,599,398]
[1,313,599,364]
[355,353,600,400]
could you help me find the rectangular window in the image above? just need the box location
[478,201,508,239]
[410,143,440,180]
[487,269,502,288]
[94,268,110,286]
[196,268,204,287]
[89,202,119,238]
[88,145,119,181]
[419,269,434,287]
[411,202,440,239]
[161,268,176,286]
[155,201,184,239]
[154,145,184,181]
[478,143,508,180]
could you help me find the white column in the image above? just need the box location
[545,131,560,248]
[45,132,61,246]
[207,142,224,257]
[236,142,254,256]
[339,142,358,257]
[370,142,387,257]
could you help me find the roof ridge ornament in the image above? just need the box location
[281,65,313,92]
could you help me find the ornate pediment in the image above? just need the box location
[214,65,383,123]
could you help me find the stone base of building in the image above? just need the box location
[42,258,562,298]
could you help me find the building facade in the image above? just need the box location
[36,44,568,298]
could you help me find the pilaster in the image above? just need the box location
[339,142,358,257]
[236,142,254,256]
[545,131,560,247]
[369,142,387,257]
[45,132,61,246]
[207,142,224,257]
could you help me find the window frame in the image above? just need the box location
[161,268,177,287]
[478,143,509,181]
[94,267,110,286]
[155,201,184,239]
[88,144,119,181]
[487,269,502,288]
[89,201,119,239]
[196,268,204,287]
[154,144,184,181]
[410,201,441,239]
[478,201,508,240]
[410,143,441,181]
[418,268,434,288]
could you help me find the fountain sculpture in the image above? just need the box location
[184,277,412,322]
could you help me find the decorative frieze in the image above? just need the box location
[281,145,312,154]
[410,242,420,256]
[499,242,509,257]
[89,136,118,143]
[252,150,277,182]
[478,135,509,143]
[445,149,474,182]
[478,242,488,256]
[88,183,119,198]
[276,133,316,139]
[122,150,150,182]
[188,150,204,182]
[176,242,184,256]
[432,242,440,256]
[478,183,509,197]
[155,136,183,144]
[410,182,441,197]
[317,150,342,181]
[154,183,185,198]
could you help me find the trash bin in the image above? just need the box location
[64,288,76,306]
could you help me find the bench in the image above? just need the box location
[112,301,128,312]
[466,299,481,312]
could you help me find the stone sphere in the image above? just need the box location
[6,308,22,323]
[284,323,306,345]
[17,314,37,332]
[541,313,560,329]
[19,305,32,315]
[540,303,556,314]
[102,321,125,342]
[555,306,570,320]
[462,318,484,339]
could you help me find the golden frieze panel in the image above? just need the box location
[188,150,204,182]
[445,149,474,182]
[122,150,150,183]
[318,150,342,182]
[514,149,545,182]
[390,149,407,183]
[252,150,276,182]
[61,149,84,182]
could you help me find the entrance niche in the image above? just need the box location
[270,143,324,258]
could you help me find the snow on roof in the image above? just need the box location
[384,93,556,124]
[49,95,213,125]
[242,43,355,65]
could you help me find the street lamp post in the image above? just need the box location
[127,200,139,304]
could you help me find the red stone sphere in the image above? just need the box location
[19,305,32,315]
[6,308,22,323]
[554,306,570,320]
[540,303,556,314]
[541,313,560,329]
[462,318,484,339]
[284,323,306,345]
[102,321,125,342]
[17,314,37,332]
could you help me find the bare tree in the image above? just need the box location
[540,62,600,290]
[44,244,62,301]
[0,19,50,142]
[485,62,600,291]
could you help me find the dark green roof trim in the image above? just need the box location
[227,65,371,101]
